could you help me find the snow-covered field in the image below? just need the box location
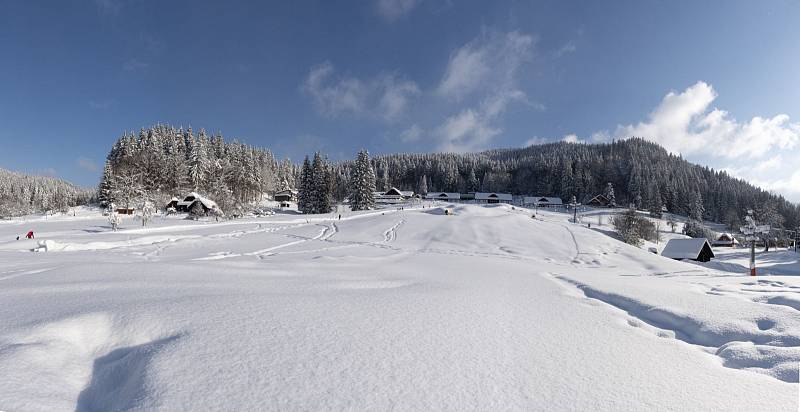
[0,204,798,411]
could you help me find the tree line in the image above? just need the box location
[98,124,297,215]
[0,168,95,218]
[96,126,798,234]
[363,138,799,232]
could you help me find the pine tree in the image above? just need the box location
[466,168,478,192]
[604,182,616,207]
[311,152,332,214]
[349,150,376,211]
[378,158,390,192]
[98,160,117,206]
[298,156,313,214]
[419,174,428,195]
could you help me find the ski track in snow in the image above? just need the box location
[383,219,404,243]
[0,267,55,281]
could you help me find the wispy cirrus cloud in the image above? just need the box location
[94,0,122,15]
[434,30,536,152]
[123,58,149,72]
[376,0,420,21]
[302,61,420,122]
[76,157,99,173]
[399,124,423,143]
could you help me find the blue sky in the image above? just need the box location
[1,0,799,199]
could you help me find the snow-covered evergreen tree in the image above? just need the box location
[349,150,376,211]
[306,152,329,214]
[418,174,428,195]
[604,182,616,207]
[98,160,117,206]
[297,156,313,214]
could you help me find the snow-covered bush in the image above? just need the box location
[189,202,206,219]
[108,211,120,231]
[138,200,156,227]
[613,209,658,246]
[683,220,714,240]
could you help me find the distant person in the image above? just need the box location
[338,214,341,220]
[16,235,19,240]
[26,231,34,239]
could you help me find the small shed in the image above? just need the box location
[115,207,135,215]
[425,192,461,201]
[712,233,740,247]
[475,192,513,204]
[661,238,715,262]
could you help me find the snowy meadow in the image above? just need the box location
[0,204,798,411]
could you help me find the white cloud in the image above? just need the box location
[437,31,534,101]
[592,81,800,200]
[123,58,149,72]
[302,61,419,122]
[94,0,122,15]
[399,124,423,143]
[436,108,501,153]
[615,81,800,159]
[88,99,114,110]
[554,41,576,58]
[562,134,582,144]
[77,157,99,173]
[434,31,536,152]
[376,0,420,20]
[378,76,421,121]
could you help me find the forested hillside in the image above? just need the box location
[0,168,95,217]
[98,125,798,231]
[369,139,799,231]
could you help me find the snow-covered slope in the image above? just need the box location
[0,204,797,411]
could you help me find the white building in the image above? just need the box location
[375,187,415,204]
[523,196,563,208]
[474,192,513,204]
[425,192,461,201]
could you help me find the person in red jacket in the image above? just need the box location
[26,231,34,239]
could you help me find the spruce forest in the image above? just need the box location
[82,125,800,232]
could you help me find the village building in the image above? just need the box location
[712,233,740,247]
[587,194,612,207]
[661,238,715,262]
[523,196,563,208]
[115,207,135,215]
[274,189,298,203]
[425,192,461,201]
[475,192,513,204]
[374,187,414,204]
[167,192,221,215]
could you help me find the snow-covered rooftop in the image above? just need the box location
[425,192,460,200]
[661,238,715,260]
[475,192,512,201]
